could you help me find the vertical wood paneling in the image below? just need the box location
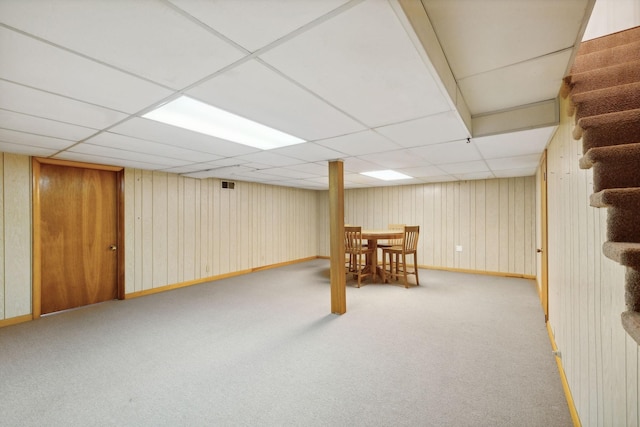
[124,169,136,294]
[545,94,637,427]
[152,172,168,288]
[3,154,31,318]
[0,154,5,320]
[141,170,153,290]
[167,174,179,285]
[485,180,500,272]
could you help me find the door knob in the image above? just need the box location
[536,248,543,253]
[109,245,117,251]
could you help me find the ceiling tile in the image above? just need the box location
[233,151,302,168]
[316,130,400,156]
[269,143,343,163]
[0,0,244,89]
[493,168,537,178]
[85,132,223,163]
[257,167,319,180]
[168,0,349,52]
[0,27,172,113]
[459,50,573,115]
[286,162,329,176]
[358,149,429,169]
[417,175,457,184]
[0,128,74,151]
[486,154,541,171]
[0,80,126,130]
[0,109,97,142]
[397,165,449,179]
[438,160,489,174]
[423,0,590,78]
[342,157,388,174]
[188,60,365,141]
[53,152,168,170]
[409,140,483,165]
[260,0,450,127]
[474,127,555,159]
[453,171,496,181]
[0,141,58,157]
[375,111,470,148]
[181,165,255,179]
[68,142,190,168]
[110,118,260,157]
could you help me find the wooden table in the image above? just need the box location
[361,229,403,282]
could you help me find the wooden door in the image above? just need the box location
[34,159,123,315]
[539,151,549,320]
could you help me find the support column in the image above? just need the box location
[328,160,346,314]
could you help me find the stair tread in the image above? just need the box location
[591,188,640,207]
[577,26,640,55]
[603,241,640,267]
[572,39,640,73]
[572,81,640,102]
[581,142,640,167]
[578,108,640,129]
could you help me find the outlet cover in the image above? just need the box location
[455,245,463,252]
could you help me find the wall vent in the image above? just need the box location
[221,181,235,189]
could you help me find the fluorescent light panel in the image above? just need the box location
[361,170,412,181]
[143,96,305,150]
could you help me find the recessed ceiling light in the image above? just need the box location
[360,170,412,181]
[143,96,305,150]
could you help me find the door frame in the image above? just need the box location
[539,150,549,321]
[32,158,125,318]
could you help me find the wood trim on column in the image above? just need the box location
[31,158,42,319]
[328,160,346,314]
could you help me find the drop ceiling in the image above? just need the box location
[0,0,593,189]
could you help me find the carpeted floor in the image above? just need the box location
[0,259,571,426]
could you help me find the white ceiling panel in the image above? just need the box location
[493,167,537,178]
[453,171,496,181]
[0,0,245,90]
[271,142,346,162]
[358,149,429,169]
[0,141,58,157]
[109,118,260,157]
[168,0,350,53]
[409,140,483,164]
[69,143,190,168]
[260,0,451,127]
[486,154,541,171]
[85,133,223,163]
[459,49,573,115]
[0,0,590,190]
[439,160,490,175]
[187,59,364,141]
[0,80,126,130]
[396,165,449,179]
[0,27,171,113]
[474,126,556,159]
[0,109,97,142]
[422,0,590,79]
[375,111,470,148]
[316,130,400,156]
[233,151,302,168]
[0,128,73,151]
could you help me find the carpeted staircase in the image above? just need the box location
[562,26,640,344]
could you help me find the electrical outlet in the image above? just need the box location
[455,245,463,252]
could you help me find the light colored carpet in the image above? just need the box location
[0,259,571,426]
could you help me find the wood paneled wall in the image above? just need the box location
[317,177,537,277]
[0,153,32,321]
[545,96,637,426]
[123,169,318,294]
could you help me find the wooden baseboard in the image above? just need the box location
[125,256,318,299]
[0,314,32,328]
[546,322,582,427]
[318,256,535,279]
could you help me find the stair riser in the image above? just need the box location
[581,120,640,153]
[608,208,640,243]
[568,61,640,95]
[577,26,640,55]
[574,87,640,120]
[572,40,640,74]
[592,161,640,192]
[627,268,640,312]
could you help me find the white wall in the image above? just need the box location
[545,95,636,426]
[317,177,537,277]
[583,0,640,40]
